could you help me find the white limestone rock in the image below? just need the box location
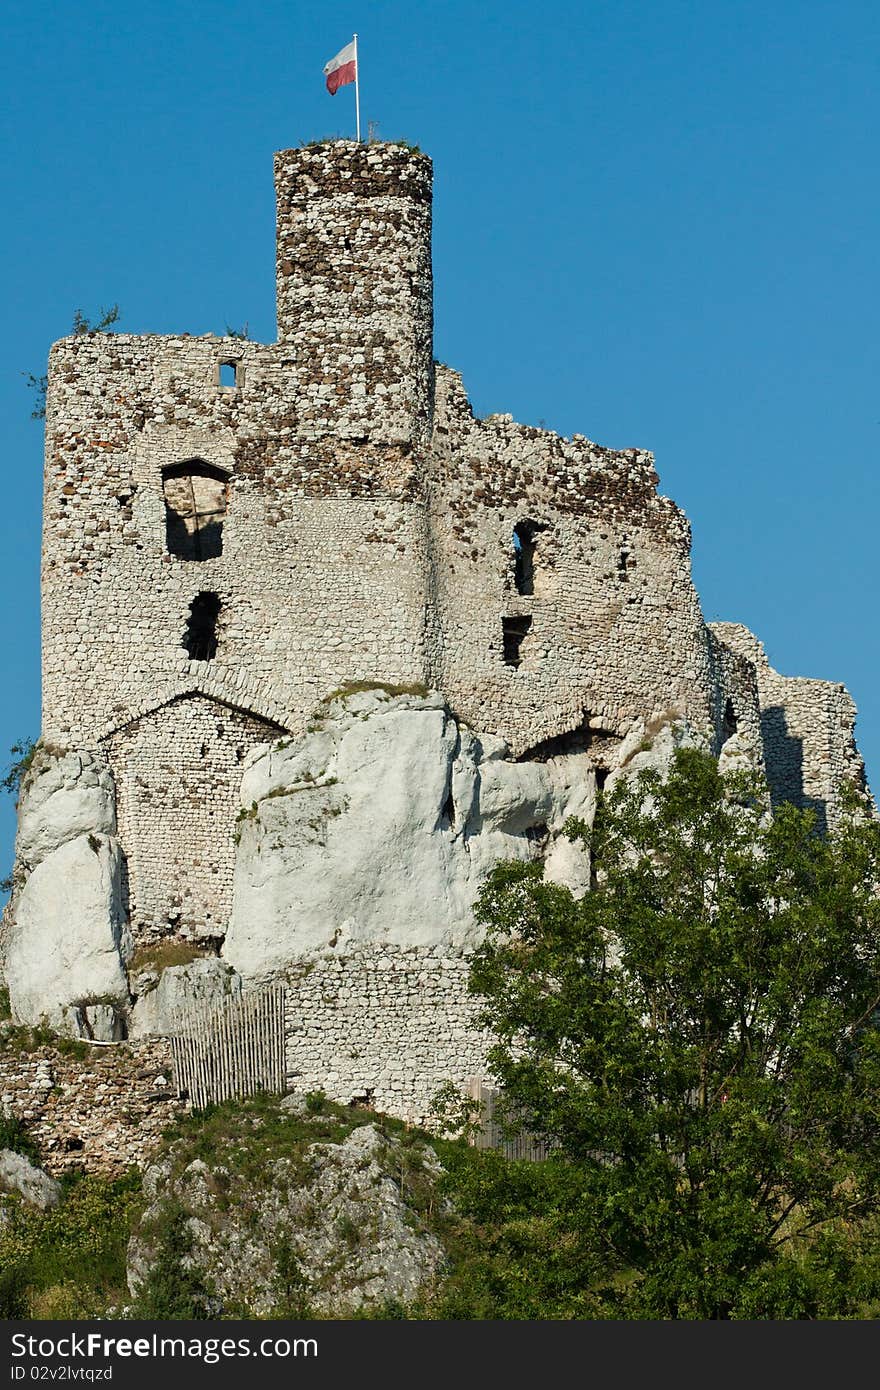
[606,715,707,796]
[5,834,131,1033]
[0,1149,61,1210]
[15,748,116,871]
[128,1119,446,1316]
[82,1004,124,1043]
[224,691,595,978]
[129,959,242,1037]
[717,729,763,778]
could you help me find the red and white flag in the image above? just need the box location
[323,39,357,95]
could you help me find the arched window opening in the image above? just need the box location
[503,615,532,668]
[513,520,545,596]
[218,361,238,389]
[184,592,221,661]
[722,699,739,740]
[163,460,229,561]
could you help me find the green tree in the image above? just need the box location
[2,739,36,799]
[470,748,880,1318]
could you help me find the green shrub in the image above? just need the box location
[131,1202,215,1320]
[0,1113,40,1163]
[0,1169,142,1318]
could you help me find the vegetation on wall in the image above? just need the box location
[23,307,121,419]
[2,738,36,800]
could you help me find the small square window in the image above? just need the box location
[218,361,238,389]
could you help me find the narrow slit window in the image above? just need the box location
[163,460,228,561]
[503,615,532,668]
[722,699,738,739]
[513,520,543,596]
[184,592,221,661]
[219,361,238,389]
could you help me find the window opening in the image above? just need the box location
[219,361,238,389]
[722,699,738,740]
[503,615,532,668]
[163,460,228,561]
[513,520,544,596]
[184,592,221,661]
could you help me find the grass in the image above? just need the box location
[319,680,429,705]
[128,940,208,974]
[155,1089,387,1188]
[0,1024,89,1060]
[2,1085,879,1321]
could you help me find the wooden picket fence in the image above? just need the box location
[466,1077,552,1162]
[171,986,287,1110]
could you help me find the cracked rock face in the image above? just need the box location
[223,690,595,977]
[128,1120,445,1316]
[0,1149,62,1210]
[14,748,117,872]
[4,746,131,1037]
[5,834,131,1033]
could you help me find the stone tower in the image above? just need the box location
[38,143,440,944]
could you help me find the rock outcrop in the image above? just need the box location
[605,713,706,796]
[5,834,131,1036]
[129,959,242,1038]
[14,748,116,871]
[127,1104,446,1316]
[4,746,131,1038]
[0,1149,61,1210]
[223,689,596,977]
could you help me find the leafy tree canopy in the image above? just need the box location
[470,747,880,1318]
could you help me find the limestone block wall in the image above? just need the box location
[105,695,282,943]
[710,623,867,829]
[32,134,870,995]
[426,369,718,756]
[275,141,434,448]
[283,948,489,1122]
[41,333,432,751]
[706,628,764,760]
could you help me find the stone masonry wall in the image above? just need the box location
[706,627,764,760]
[28,135,869,1102]
[284,948,490,1124]
[0,1035,182,1176]
[426,369,718,755]
[41,337,432,750]
[275,141,434,449]
[106,695,282,943]
[710,623,867,830]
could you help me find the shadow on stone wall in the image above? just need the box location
[761,706,828,835]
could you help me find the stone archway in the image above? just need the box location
[104,693,286,944]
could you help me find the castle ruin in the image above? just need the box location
[3,141,868,1126]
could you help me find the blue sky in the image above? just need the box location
[2,0,879,876]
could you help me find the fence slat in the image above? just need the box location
[465,1077,551,1162]
[171,986,287,1110]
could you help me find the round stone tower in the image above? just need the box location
[274,141,434,450]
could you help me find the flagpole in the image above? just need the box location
[353,32,361,142]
